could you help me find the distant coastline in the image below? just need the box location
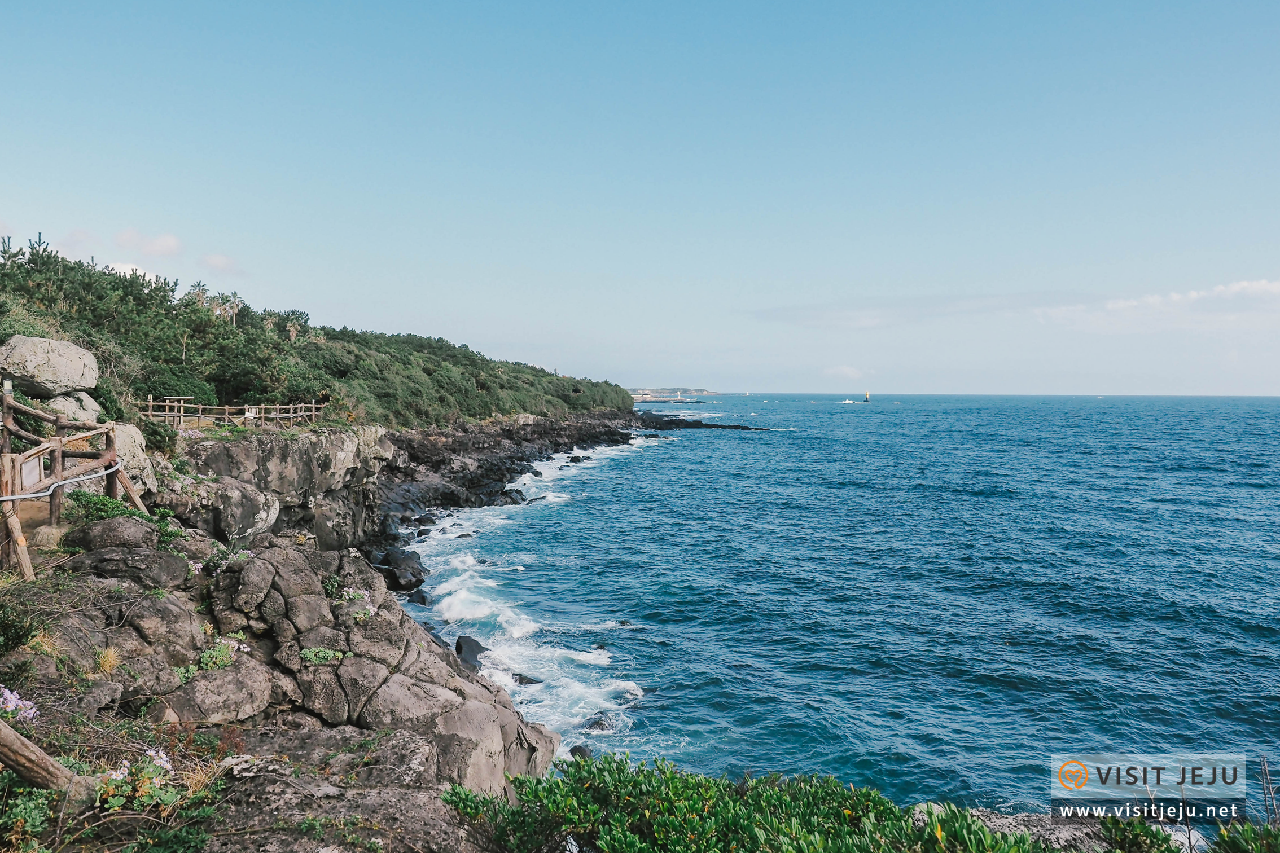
[629,386,719,403]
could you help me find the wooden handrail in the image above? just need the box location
[3,421,45,446]
[0,385,145,577]
[4,399,59,424]
[62,426,111,443]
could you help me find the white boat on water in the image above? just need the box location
[841,392,872,404]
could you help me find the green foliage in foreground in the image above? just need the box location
[0,236,632,426]
[444,754,1048,853]
[445,755,1280,853]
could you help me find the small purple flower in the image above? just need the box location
[0,686,37,721]
[146,748,173,773]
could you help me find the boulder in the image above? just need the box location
[377,548,426,591]
[151,477,279,546]
[166,528,219,563]
[65,538,560,787]
[76,681,123,717]
[432,700,506,794]
[160,656,274,724]
[0,335,99,397]
[455,636,488,672]
[114,424,158,494]
[180,426,392,548]
[569,744,593,761]
[67,547,189,589]
[64,516,160,551]
[29,524,69,549]
[46,391,101,424]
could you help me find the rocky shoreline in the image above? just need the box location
[0,405,1121,851]
[0,410,656,851]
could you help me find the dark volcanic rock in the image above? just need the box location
[64,516,160,551]
[67,547,189,589]
[455,635,488,672]
[585,712,613,732]
[375,412,637,522]
[513,673,543,685]
[569,744,593,760]
[636,410,763,431]
[377,547,426,591]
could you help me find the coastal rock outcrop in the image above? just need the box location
[155,427,392,549]
[0,335,99,397]
[378,413,634,522]
[151,476,280,547]
[39,518,558,795]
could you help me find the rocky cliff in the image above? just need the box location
[151,426,393,549]
[44,518,558,796]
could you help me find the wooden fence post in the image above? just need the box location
[104,427,119,501]
[50,415,65,526]
[1,456,34,581]
[1,381,12,455]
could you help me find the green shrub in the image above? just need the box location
[1100,817,1180,853]
[140,418,178,454]
[443,754,1053,853]
[0,768,56,849]
[139,363,218,406]
[0,602,35,658]
[1211,822,1280,853]
[95,376,127,421]
[198,642,235,671]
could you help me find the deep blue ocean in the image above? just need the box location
[402,395,1280,812]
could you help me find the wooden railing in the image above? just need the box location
[0,381,147,579]
[141,396,326,429]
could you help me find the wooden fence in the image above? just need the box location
[0,381,147,580]
[141,396,327,429]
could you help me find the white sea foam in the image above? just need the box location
[601,679,644,699]
[397,438,655,747]
[566,648,612,665]
[433,570,497,595]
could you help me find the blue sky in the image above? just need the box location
[2,2,1278,393]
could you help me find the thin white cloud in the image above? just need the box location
[115,228,183,257]
[825,365,866,380]
[1035,279,1280,333]
[200,253,244,275]
[1103,280,1280,311]
[756,280,1280,336]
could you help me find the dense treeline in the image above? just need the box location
[0,236,632,426]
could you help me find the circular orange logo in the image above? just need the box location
[1059,761,1089,790]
